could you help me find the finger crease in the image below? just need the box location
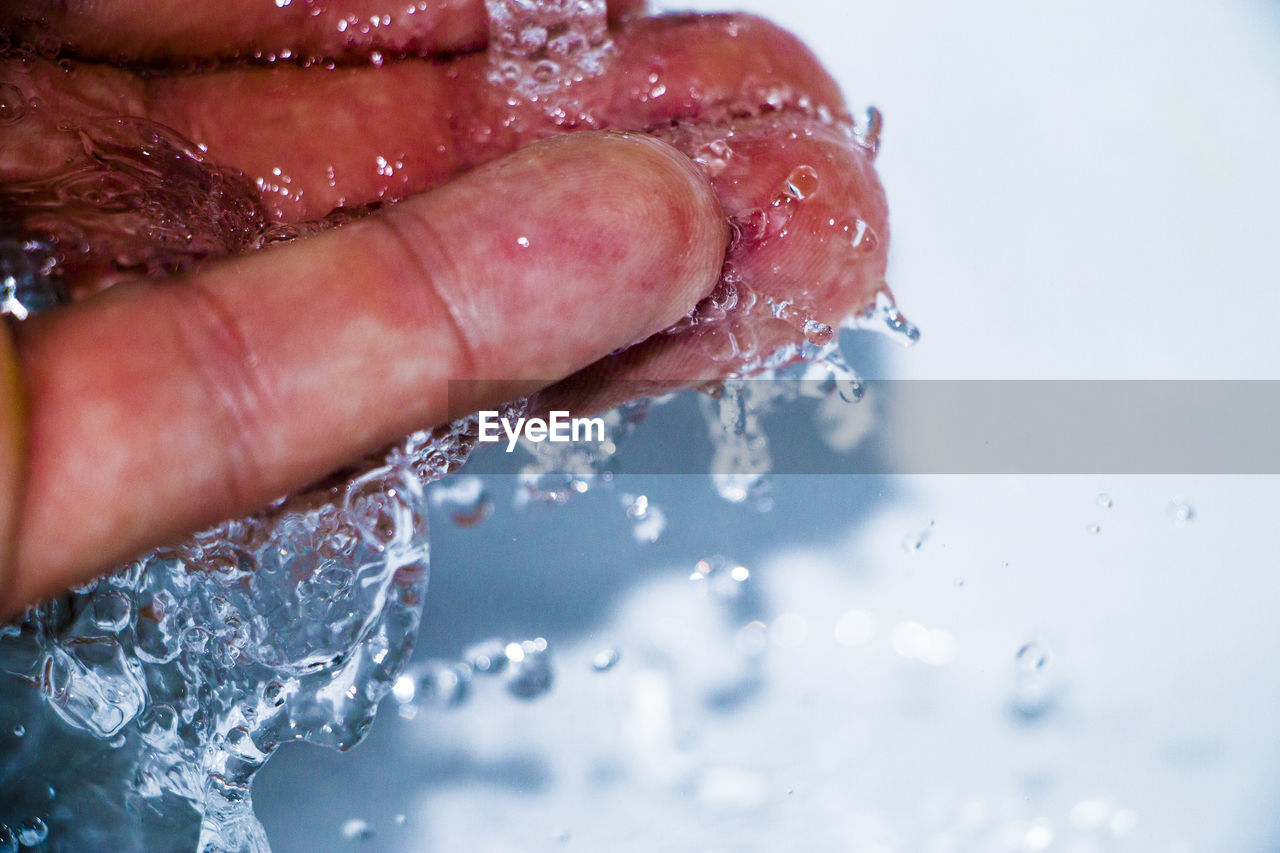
[168,280,273,511]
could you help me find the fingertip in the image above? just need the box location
[584,131,729,334]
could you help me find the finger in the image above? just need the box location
[539,112,892,415]
[0,0,645,65]
[2,131,726,615]
[2,15,844,223]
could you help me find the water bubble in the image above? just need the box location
[690,555,751,601]
[505,639,554,700]
[393,814,406,826]
[1086,523,1101,535]
[16,818,48,848]
[0,83,27,125]
[1167,498,1195,524]
[1096,493,1113,509]
[13,724,24,737]
[590,647,620,672]
[341,818,374,842]
[0,825,15,853]
[783,165,820,201]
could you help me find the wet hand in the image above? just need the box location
[0,2,891,611]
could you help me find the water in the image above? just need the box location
[0,2,913,849]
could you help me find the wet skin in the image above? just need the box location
[0,3,892,612]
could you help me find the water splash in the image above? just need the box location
[0,238,66,320]
[0,415,479,850]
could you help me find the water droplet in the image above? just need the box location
[802,318,834,346]
[341,818,374,842]
[0,84,27,125]
[1096,493,1113,509]
[901,527,929,553]
[1167,498,1195,524]
[1086,523,1101,535]
[516,236,530,248]
[505,639,553,700]
[783,164,820,201]
[590,647,620,672]
[16,818,47,848]
[1015,642,1051,673]
[847,291,920,347]
[856,105,883,154]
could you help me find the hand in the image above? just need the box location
[0,2,890,613]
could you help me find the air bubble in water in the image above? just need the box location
[0,826,14,853]
[16,818,48,848]
[13,724,24,737]
[1086,523,1101,535]
[341,818,374,842]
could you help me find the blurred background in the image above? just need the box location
[251,0,1280,851]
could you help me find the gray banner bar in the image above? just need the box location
[451,380,1280,475]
